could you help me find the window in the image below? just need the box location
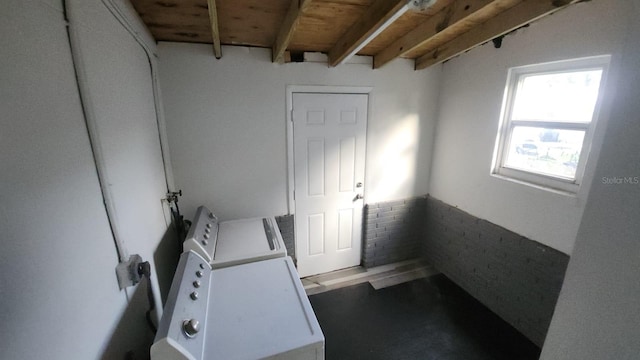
[492,56,610,193]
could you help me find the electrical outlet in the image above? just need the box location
[115,254,144,290]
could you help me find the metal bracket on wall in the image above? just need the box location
[115,254,144,289]
[166,189,182,203]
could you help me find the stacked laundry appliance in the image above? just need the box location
[151,206,325,360]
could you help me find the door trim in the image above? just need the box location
[285,85,373,215]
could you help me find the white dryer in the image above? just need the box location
[151,250,325,360]
[184,205,287,268]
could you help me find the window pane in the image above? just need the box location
[512,70,602,122]
[505,126,585,180]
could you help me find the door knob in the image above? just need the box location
[353,194,363,201]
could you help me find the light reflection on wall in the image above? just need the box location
[368,114,420,203]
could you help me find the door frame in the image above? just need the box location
[285,85,373,262]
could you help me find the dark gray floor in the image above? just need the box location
[308,274,541,360]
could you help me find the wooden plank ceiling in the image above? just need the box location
[131,0,582,69]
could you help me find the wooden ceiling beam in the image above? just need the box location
[206,0,222,58]
[273,0,312,63]
[414,0,580,70]
[328,0,408,67]
[373,0,520,69]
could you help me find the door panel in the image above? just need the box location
[339,137,356,192]
[337,208,354,250]
[293,93,368,277]
[307,139,325,196]
[308,213,325,256]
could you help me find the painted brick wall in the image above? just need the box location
[282,195,567,346]
[275,214,295,263]
[362,196,426,268]
[424,196,569,347]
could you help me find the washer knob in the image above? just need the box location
[204,233,210,239]
[183,319,200,338]
[190,291,199,300]
[201,239,208,246]
[206,223,212,228]
[196,270,203,278]
[205,228,211,233]
[193,280,201,288]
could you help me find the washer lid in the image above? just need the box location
[204,257,324,359]
[212,217,286,268]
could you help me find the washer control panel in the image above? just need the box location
[151,251,211,360]
[184,206,219,263]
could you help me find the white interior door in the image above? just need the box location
[293,93,368,277]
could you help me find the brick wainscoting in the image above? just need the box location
[275,214,295,262]
[424,196,569,347]
[280,196,568,347]
[362,197,426,268]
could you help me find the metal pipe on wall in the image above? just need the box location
[64,0,176,288]
[63,0,130,264]
[100,0,176,194]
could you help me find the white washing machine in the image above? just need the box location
[151,250,325,360]
[184,206,287,268]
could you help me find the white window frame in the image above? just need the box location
[492,55,610,194]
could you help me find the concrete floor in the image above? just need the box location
[308,273,541,360]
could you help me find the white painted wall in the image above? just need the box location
[1,0,175,358]
[67,0,173,314]
[0,1,127,358]
[541,2,640,357]
[428,0,629,254]
[158,44,442,221]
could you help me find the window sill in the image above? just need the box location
[490,171,579,197]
